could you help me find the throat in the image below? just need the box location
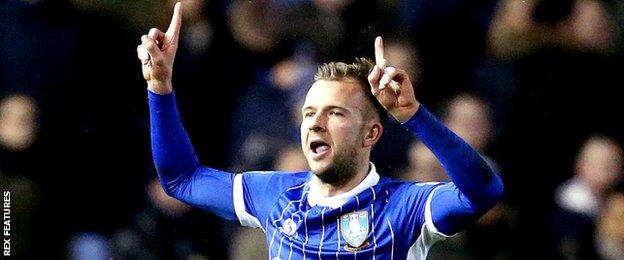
[312,164,370,197]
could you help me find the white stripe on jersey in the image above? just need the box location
[371,187,376,200]
[269,226,278,259]
[371,202,377,260]
[319,207,327,260]
[272,200,297,226]
[287,182,307,191]
[303,210,310,260]
[288,241,293,260]
[277,235,286,258]
[232,174,263,230]
[406,185,450,259]
[386,218,395,260]
[336,218,340,260]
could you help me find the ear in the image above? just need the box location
[363,122,383,147]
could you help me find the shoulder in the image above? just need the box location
[240,170,311,191]
[377,177,444,191]
[376,177,447,201]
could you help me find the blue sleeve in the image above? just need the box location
[149,90,236,220]
[403,105,504,235]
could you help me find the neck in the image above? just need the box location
[313,159,371,197]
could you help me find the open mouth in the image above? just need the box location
[310,140,331,159]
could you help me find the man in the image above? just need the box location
[138,3,503,259]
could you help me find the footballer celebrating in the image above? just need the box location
[138,3,503,259]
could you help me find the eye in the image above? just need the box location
[304,111,315,118]
[329,111,343,116]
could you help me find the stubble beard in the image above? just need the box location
[312,146,359,188]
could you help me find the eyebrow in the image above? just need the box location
[301,105,352,112]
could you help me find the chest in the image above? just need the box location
[263,196,406,259]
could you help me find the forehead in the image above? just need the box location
[303,80,366,110]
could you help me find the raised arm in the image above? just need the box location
[368,36,504,235]
[137,3,236,220]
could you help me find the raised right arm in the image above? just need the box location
[138,2,237,220]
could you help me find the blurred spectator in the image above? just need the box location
[489,0,616,59]
[0,94,40,257]
[0,93,42,177]
[401,141,446,182]
[383,40,422,85]
[228,227,267,260]
[0,94,39,151]
[68,232,110,260]
[1,0,152,257]
[274,144,308,172]
[168,0,254,168]
[229,51,316,171]
[109,178,227,259]
[595,193,624,260]
[0,171,39,258]
[488,1,623,258]
[272,0,385,62]
[227,0,278,54]
[551,134,623,259]
[442,93,493,153]
[394,0,500,107]
[400,93,494,182]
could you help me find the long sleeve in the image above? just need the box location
[148,90,237,220]
[403,105,504,235]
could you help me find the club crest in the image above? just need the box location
[340,210,369,248]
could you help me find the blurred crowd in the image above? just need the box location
[1,0,624,259]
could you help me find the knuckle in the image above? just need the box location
[144,41,157,50]
[148,28,160,37]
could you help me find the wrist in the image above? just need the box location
[397,102,420,123]
[147,80,173,95]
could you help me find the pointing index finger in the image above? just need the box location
[375,36,385,68]
[165,2,183,42]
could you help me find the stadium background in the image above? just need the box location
[1,0,624,259]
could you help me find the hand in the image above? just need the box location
[137,2,183,94]
[367,36,420,123]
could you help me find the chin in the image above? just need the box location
[308,162,326,175]
[308,159,331,175]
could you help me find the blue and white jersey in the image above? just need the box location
[148,91,504,260]
[233,164,449,260]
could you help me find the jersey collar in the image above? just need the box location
[307,162,380,209]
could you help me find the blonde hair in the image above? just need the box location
[314,58,387,123]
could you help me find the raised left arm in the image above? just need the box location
[368,36,503,235]
[403,105,503,235]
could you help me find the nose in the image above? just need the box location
[309,114,326,132]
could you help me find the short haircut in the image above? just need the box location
[314,57,388,124]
